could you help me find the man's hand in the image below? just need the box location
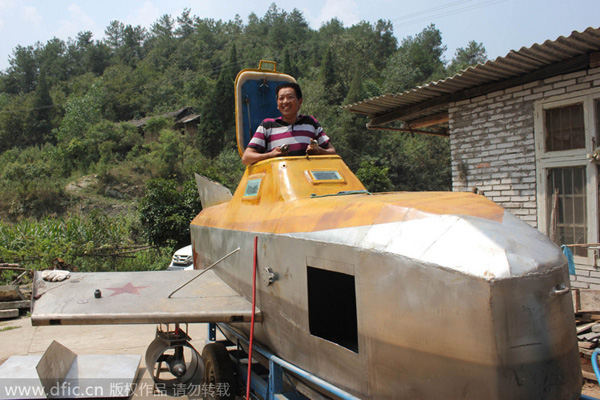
[41,269,71,282]
[307,141,336,156]
[242,146,288,165]
[270,145,289,157]
[306,140,321,155]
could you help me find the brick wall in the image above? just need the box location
[448,67,600,288]
[449,68,600,227]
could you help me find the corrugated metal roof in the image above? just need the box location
[345,27,600,125]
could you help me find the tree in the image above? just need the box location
[382,24,446,93]
[319,48,343,105]
[0,94,29,152]
[155,129,184,177]
[29,67,55,146]
[282,49,297,77]
[101,64,144,121]
[0,5,464,218]
[105,20,125,50]
[197,92,225,158]
[447,41,487,76]
[212,44,238,148]
[138,178,202,247]
[54,80,106,171]
[378,133,451,191]
[4,45,38,94]
[175,8,196,39]
[105,20,147,66]
[373,20,397,70]
[151,14,174,38]
[72,31,111,75]
[356,160,393,192]
[39,38,69,82]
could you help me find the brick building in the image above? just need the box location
[346,27,600,288]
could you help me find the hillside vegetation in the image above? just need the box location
[0,4,487,280]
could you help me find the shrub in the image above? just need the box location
[138,178,202,247]
[356,160,393,193]
[0,212,170,283]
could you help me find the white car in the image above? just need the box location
[167,245,194,271]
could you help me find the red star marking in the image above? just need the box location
[105,282,149,296]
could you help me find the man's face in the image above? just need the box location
[277,87,302,121]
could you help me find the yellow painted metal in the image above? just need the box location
[191,155,504,234]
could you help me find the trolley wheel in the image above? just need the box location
[145,336,203,396]
[202,343,236,399]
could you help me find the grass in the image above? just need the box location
[0,325,20,332]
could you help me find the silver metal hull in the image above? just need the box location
[190,209,581,399]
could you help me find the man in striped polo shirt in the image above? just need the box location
[242,82,336,165]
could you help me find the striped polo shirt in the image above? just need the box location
[247,115,330,156]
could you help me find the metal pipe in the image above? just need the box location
[218,324,360,400]
[592,348,600,382]
[168,247,240,298]
[245,237,258,399]
[268,354,360,400]
[366,123,449,137]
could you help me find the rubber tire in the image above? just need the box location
[202,343,237,399]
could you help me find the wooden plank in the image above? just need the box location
[577,313,600,321]
[578,289,600,312]
[580,347,595,356]
[579,341,596,349]
[408,112,449,129]
[578,332,600,341]
[0,300,30,310]
[0,285,25,302]
[591,52,600,69]
[583,370,598,382]
[573,289,581,313]
[578,321,598,334]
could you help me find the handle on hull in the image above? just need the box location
[551,283,569,296]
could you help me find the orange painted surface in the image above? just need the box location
[191,156,505,234]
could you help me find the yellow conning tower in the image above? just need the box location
[236,155,366,203]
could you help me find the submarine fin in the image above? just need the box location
[31,269,260,326]
[194,173,233,208]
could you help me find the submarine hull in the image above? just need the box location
[190,221,581,399]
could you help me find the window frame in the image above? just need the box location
[535,88,600,265]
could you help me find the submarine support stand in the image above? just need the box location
[207,322,360,400]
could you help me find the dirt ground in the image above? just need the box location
[583,380,600,398]
[0,316,210,400]
[2,316,600,399]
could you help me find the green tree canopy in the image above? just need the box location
[447,40,488,76]
[382,24,446,93]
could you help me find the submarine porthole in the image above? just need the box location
[307,266,358,353]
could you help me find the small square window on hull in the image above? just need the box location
[307,266,358,353]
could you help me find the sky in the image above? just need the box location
[0,0,599,72]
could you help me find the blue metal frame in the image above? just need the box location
[208,323,597,400]
[207,323,359,400]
